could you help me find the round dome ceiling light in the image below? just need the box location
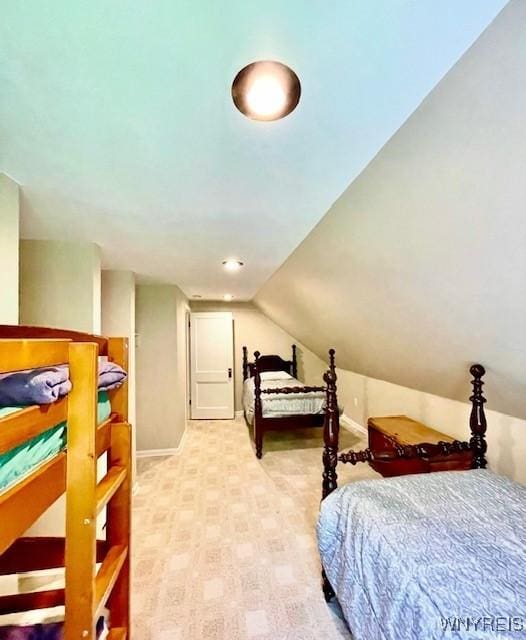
[232,61,301,122]
[222,259,244,272]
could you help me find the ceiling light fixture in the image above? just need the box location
[223,294,234,302]
[232,61,301,122]
[222,259,244,272]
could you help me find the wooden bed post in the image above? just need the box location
[242,346,248,381]
[253,351,263,459]
[106,338,131,634]
[322,349,339,500]
[291,344,298,379]
[322,348,338,603]
[65,342,99,640]
[469,363,488,469]
[107,337,129,422]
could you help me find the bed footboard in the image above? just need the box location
[322,363,487,499]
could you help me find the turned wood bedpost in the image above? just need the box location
[328,347,336,378]
[469,363,488,469]
[321,348,338,602]
[242,346,248,381]
[322,349,339,500]
[291,344,298,379]
[253,351,263,459]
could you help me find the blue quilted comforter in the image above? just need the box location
[317,470,526,639]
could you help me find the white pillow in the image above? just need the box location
[259,370,294,381]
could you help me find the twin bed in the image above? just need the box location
[242,345,329,458]
[318,362,526,639]
[0,326,132,640]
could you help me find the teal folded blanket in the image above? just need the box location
[0,392,111,492]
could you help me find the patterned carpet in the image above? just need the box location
[132,417,379,639]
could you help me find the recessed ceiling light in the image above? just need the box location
[232,61,301,122]
[223,294,234,302]
[222,259,244,272]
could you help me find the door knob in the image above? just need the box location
[228,368,232,379]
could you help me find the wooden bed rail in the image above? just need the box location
[0,338,71,373]
[338,439,472,465]
[322,362,488,500]
[0,325,108,355]
[260,385,326,395]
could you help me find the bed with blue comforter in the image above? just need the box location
[318,470,526,639]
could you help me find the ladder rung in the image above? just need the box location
[96,465,127,514]
[107,628,127,640]
[95,545,128,617]
[96,417,113,457]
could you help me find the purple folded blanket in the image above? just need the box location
[0,623,63,639]
[97,360,127,392]
[0,616,106,639]
[0,623,63,640]
[0,361,126,407]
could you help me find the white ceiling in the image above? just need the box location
[0,1,508,300]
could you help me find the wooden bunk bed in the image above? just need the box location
[0,326,132,640]
[242,345,333,458]
[317,362,526,639]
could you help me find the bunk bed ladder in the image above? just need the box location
[65,339,131,640]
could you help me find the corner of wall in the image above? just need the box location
[0,173,20,324]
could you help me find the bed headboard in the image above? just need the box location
[242,345,297,380]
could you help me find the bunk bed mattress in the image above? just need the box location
[0,392,111,492]
[317,469,526,640]
[243,375,325,423]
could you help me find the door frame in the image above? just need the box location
[188,311,234,419]
[185,309,191,420]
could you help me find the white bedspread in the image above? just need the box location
[243,372,325,423]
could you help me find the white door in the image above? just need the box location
[190,312,234,419]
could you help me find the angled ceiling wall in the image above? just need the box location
[0,1,507,299]
[255,0,526,419]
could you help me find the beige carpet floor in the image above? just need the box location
[132,417,379,639]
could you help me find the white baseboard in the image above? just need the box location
[136,448,178,458]
[340,413,368,436]
[136,427,188,459]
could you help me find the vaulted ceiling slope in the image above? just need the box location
[0,1,507,300]
[255,0,526,419]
